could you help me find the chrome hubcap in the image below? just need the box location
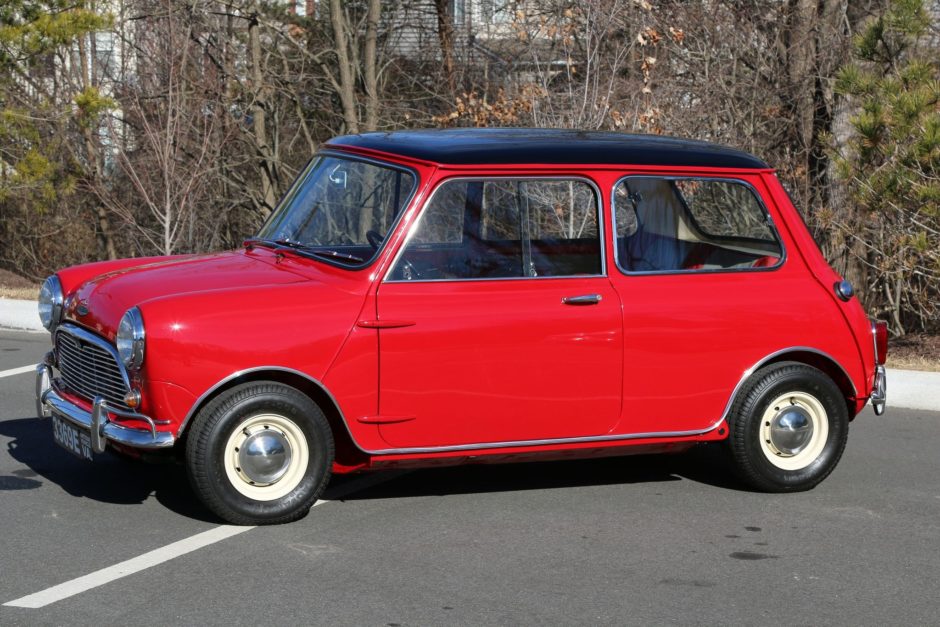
[759,391,828,471]
[236,426,292,485]
[769,406,814,456]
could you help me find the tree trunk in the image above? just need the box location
[77,29,118,260]
[363,0,381,131]
[433,0,457,98]
[329,0,359,134]
[249,11,277,216]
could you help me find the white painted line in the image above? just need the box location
[4,525,253,608]
[0,365,35,379]
[3,470,407,609]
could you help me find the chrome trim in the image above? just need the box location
[37,372,173,452]
[834,280,854,301]
[716,346,859,423]
[562,294,602,305]
[768,405,813,455]
[178,349,858,457]
[177,366,363,446]
[36,363,52,418]
[55,323,132,392]
[374,346,859,455]
[871,319,881,366]
[238,429,292,485]
[383,175,607,283]
[177,365,722,457]
[362,417,728,455]
[610,175,788,276]
[379,275,611,285]
[39,275,64,331]
[53,323,132,411]
[871,365,886,415]
[117,306,145,370]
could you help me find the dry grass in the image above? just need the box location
[887,333,940,372]
[0,269,39,300]
[0,286,39,300]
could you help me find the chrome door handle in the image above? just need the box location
[562,294,602,305]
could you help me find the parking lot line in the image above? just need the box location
[3,470,404,609]
[0,365,36,379]
[3,524,255,609]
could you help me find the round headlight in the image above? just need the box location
[38,275,64,331]
[117,307,145,369]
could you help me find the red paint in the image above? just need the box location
[49,142,880,474]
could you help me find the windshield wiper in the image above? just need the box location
[243,238,363,264]
[307,249,364,264]
[243,237,277,251]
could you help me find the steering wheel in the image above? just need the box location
[366,229,383,251]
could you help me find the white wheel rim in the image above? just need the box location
[223,413,310,501]
[758,391,828,471]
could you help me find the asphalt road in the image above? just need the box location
[1,329,939,625]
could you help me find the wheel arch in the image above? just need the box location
[722,347,859,424]
[177,367,370,470]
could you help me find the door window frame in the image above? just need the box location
[383,175,607,283]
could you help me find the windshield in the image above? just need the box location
[256,155,416,267]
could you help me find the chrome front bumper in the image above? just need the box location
[871,365,886,416]
[36,363,175,453]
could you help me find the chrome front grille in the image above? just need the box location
[55,326,130,408]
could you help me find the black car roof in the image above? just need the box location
[326,128,770,169]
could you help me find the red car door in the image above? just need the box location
[373,176,623,449]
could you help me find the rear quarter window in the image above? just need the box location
[613,177,784,274]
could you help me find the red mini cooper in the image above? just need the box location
[35,129,887,525]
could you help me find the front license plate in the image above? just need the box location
[52,415,94,461]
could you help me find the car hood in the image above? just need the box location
[64,251,310,339]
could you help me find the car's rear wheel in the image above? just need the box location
[727,362,848,492]
[185,381,333,525]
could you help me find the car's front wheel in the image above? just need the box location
[727,362,848,492]
[185,381,334,525]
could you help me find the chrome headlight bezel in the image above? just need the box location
[38,275,64,331]
[116,307,145,370]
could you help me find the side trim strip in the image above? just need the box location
[179,347,855,457]
[366,417,727,455]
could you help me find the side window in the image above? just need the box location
[390,178,602,281]
[613,177,783,273]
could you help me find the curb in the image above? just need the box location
[1,298,938,412]
[884,368,940,413]
[0,298,44,332]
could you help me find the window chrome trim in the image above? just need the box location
[610,175,788,276]
[383,175,607,283]
[257,150,420,272]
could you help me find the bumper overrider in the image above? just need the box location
[871,365,886,416]
[36,362,175,454]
